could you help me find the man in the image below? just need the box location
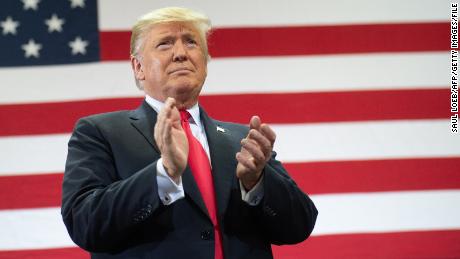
[61,7,317,259]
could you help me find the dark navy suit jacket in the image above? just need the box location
[61,100,317,259]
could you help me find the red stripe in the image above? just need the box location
[0,173,62,209]
[287,157,460,195]
[1,158,458,210]
[100,22,449,60]
[0,89,449,136]
[0,247,88,259]
[0,230,458,258]
[272,230,460,259]
[0,98,142,136]
[201,89,449,125]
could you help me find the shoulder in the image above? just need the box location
[80,110,132,124]
[75,110,132,127]
[72,110,133,135]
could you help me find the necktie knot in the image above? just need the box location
[179,109,191,123]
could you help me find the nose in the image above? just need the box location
[172,40,187,62]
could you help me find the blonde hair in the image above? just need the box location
[133,7,211,55]
[130,7,211,89]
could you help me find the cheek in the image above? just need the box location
[201,62,208,79]
[151,58,162,73]
[203,62,208,77]
[147,58,166,81]
[195,57,207,78]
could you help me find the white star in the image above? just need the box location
[69,0,85,8]
[1,16,20,35]
[22,39,42,58]
[22,0,40,10]
[45,14,65,33]
[69,36,89,55]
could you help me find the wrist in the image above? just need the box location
[241,171,263,191]
[162,161,181,184]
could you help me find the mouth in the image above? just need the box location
[169,68,193,74]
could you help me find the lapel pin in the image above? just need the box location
[216,126,226,133]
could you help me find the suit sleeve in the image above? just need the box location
[222,122,318,245]
[258,151,318,245]
[61,118,163,252]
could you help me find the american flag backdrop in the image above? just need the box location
[0,0,459,258]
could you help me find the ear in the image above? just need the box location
[204,56,208,77]
[130,55,145,81]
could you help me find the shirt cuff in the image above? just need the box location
[240,175,264,206]
[156,158,185,205]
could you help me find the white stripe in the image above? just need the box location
[0,62,142,104]
[0,207,75,250]
[0,52,447,104]
[274,119,460,162]
[98,0,449,30]
[0,119,458,175]
[0,134,69,175]
[206,52,447,95]
[0,190,458,250]
[312,190,460,235]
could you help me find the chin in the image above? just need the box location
[167,82,202,105]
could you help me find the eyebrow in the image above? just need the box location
[156,35,175,43]
[155,30,197,41]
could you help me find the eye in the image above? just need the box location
[185,38,197,46]
[156,40,172,49]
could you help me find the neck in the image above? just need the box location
[144,92,198,110]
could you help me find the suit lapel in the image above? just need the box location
[129,100,160,153]
[200,107,236,218]
[129,100,210,219]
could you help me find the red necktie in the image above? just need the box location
[180,110,224,259]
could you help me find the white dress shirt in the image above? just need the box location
[145,95,264,206]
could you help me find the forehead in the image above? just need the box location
[146,22,200,39]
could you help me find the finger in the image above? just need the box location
[260,123,276,146]
[156,104,174,147]
[236,152,257,172]
[247,129,272,158]
[162,118,173,145]
[239,145,251,159]
[160,98,176,125]
[238,144,252,158]
[154,111,166,147]
[241,138,265,164]
[157,104,170,132]
[156,101,169,131]
[170,106,182,129]
[154,124,161,148]
[154,121,162,143]
[164,98,183,130]
[155,98,177,152]
[249,115,261,130]
[165,97,176,109]
[164,101,173,119]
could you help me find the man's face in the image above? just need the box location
[132,22,207,108]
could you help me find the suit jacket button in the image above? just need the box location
[201,230,211,240]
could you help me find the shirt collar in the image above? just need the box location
[145,95,201,125]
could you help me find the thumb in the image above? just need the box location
[249,115,261,130]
